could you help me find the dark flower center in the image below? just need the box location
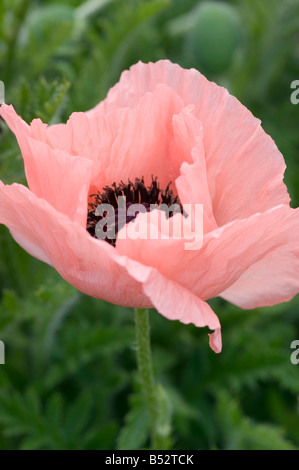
[87,177,184,246]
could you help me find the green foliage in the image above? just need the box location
[215,390,296,450]
[116,389,149,450]
[0,0,299,450]
[10,76,70,124]
[70,0,170,111]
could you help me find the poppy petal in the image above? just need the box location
[91,60,290,223]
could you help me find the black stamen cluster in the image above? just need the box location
[87,177,183,246]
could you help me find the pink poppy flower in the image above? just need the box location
[0,60,298,354]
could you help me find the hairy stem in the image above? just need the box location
[134,308,163,450]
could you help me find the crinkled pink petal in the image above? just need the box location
[172,108,217,233]
[220,230,299,309]
[116,204,299,307]
[0,105,94,225]
[99,85,184,190]
[90,60,290,223]
[9,85,186,192]
[0,182,151,308]
[116,255,222,353]
[209,328,222,354]
[0,181,221,352]
[199,205,299,302]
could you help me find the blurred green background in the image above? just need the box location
[0,0,299,450]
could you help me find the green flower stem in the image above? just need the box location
[134,308,162,450]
